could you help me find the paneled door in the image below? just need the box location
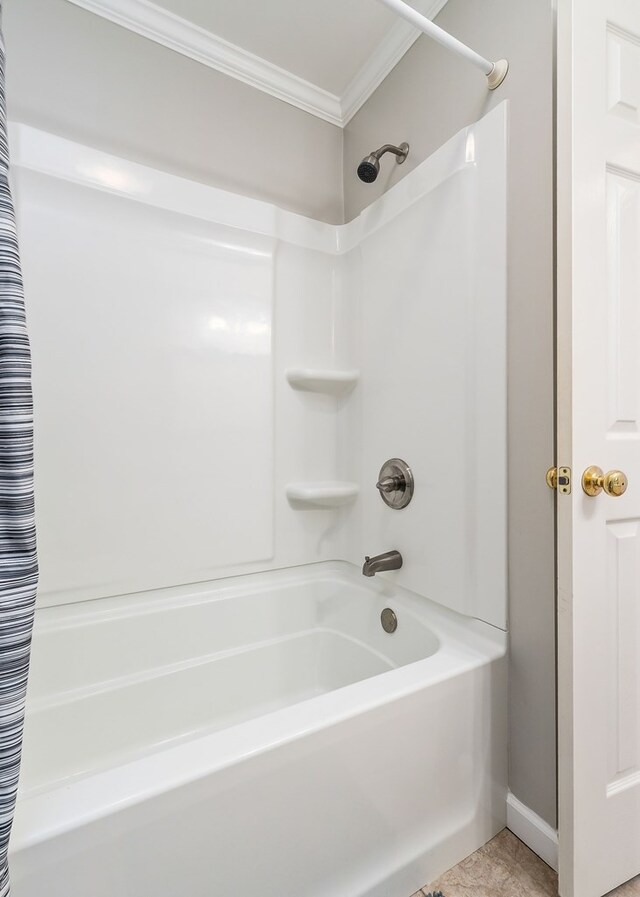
[557,1,640,895]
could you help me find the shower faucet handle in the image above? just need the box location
[375,459,414,510]
[376,475,403,494]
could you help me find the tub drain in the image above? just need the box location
[381,608,397,633]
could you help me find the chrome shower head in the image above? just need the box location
[356,142,409,183]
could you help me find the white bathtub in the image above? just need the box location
[11,562,506,897]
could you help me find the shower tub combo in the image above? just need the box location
[9,104,508,896]
[13,564,506,897]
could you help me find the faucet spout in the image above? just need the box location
[362,550,403,577]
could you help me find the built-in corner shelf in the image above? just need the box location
[285,481,359,508]
[285,368,359,395]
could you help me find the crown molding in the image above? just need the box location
[341,19,421,126]
[341,0,449,125]
[65,0,450,128]
[65,0,344,125]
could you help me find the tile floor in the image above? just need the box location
[410,829,640,897]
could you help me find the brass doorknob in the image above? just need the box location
[582,466,628,497]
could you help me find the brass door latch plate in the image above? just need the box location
[546,466,571,494]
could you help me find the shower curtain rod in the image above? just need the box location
[375,0,509,90]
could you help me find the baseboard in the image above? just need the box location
[506,792,558,872]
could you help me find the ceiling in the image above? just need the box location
[67,0,449,126]
[151,0,399,96]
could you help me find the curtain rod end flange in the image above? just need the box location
[486,59,509,90]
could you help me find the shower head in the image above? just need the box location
[356,142,409,183]
[357,155,381,183]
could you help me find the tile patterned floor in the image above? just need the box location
[607,876,640,897]
[409,829,640,897]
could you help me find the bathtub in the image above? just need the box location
[10,562,507,897]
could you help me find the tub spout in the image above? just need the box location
[362,550,403,577]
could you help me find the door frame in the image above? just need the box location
[556,0,575,893]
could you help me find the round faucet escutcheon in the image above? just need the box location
[376,459,414,509]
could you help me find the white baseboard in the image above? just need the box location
[506,792,559,872]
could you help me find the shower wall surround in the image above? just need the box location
[10,103,506,625]
[348,123,506,627]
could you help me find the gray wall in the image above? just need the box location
[344,0,556,827]
[3,0,344,224]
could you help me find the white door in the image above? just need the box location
[557,1,640,895]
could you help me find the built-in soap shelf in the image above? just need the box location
[285,368,359,395]
[285,481,359,508]
[285,369,359,508]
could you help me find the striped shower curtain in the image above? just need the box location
[0,8,39,896]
